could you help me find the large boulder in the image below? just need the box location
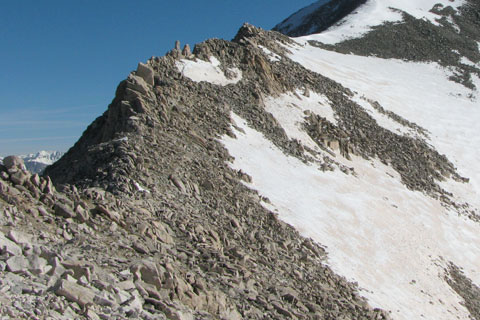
[55,279,95,308]
[126,74,149,95]
[136,62,154,86]
[2,156,25,170]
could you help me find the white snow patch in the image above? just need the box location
[222,112,480,320]
[460,56,480,68]
[114,137,129,142]
[297,0,465,44]
[258,45,281,62]
[133,181,150,194]
[445,15,461,33]
[264,90,335,151]
[176,56,242,86]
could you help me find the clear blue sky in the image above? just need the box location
[0,0,313,157]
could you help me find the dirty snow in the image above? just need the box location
[298,0,465,44]
[287,42,480,200]
[222,112,480,320]
[176,56,242,86]
[221,29,480,319]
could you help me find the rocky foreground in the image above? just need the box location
[1,155,391,320]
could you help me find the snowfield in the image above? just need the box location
[221,18,480,320]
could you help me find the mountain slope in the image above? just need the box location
[261,1,480,319]
[41,26,390,319]
[2,1,479,319]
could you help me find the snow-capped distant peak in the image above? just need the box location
[20,150,64,166]
[0,150,65,174]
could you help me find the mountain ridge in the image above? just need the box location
[1,1,480,319]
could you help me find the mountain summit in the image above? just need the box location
[1,1,480,319]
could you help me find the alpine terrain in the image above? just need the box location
[1,0,480,319]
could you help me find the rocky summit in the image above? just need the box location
[2,0,480,319]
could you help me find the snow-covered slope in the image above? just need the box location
[276,0,466,43]
[220,2,480,320]
[222,52,480,320]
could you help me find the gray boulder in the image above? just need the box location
[136,63,154,86]
[55,279,95,308]
[3,156,25,170]
[0,232,22,256]
[54,203,76,219]
[126,74,149,95]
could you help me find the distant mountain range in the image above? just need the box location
[0,150,63,174]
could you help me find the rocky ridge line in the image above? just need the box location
[2,26,391,318]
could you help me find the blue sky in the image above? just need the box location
[0,0,314,156]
